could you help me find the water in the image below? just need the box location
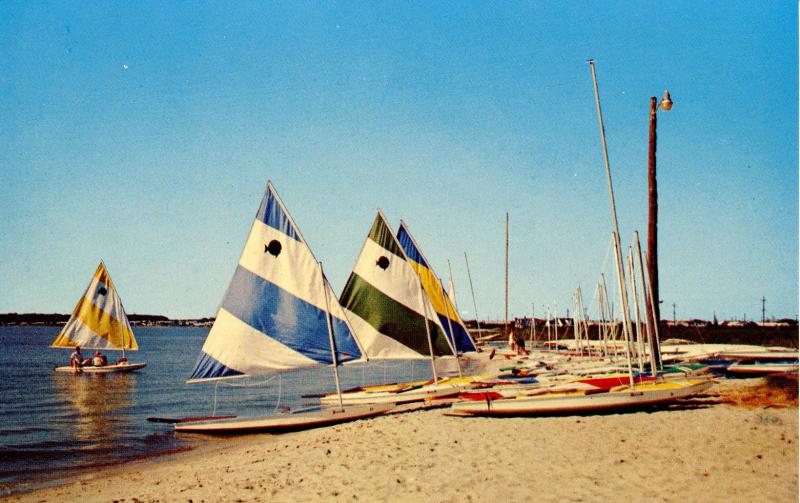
[0,326,442,495]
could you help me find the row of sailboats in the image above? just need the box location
[50,178,725,430]
[175,182,481,432]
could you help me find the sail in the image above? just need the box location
[51,262,137,351]
[396,222,477,354]
[447,278,459,312]
[339,211,453,359]
[188,182,364,382]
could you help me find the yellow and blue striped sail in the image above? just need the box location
[188,182,363,382]
[396,222,477,354]
[51,262,137,351]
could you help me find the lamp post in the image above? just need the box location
[647,90,672,337]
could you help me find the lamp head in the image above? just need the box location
[659,90,673,111]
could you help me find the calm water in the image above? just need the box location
[0,326,441,495]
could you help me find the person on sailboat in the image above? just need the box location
[70,346,83,369]
[93,351,107,367]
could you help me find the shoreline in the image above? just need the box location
[5,379,797,502]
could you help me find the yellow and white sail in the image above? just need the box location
[51,262,138,351]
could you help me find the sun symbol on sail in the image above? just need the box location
[376,256,390,270]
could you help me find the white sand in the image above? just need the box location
[7,379,798,502]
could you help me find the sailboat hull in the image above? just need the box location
[724,363,799,377]
[319,381,471,406]
[448,380,713,416]
[174,403,393,433]
[53,363,146,374]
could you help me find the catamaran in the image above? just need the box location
[52,262,146,374]
[172,182,392,433]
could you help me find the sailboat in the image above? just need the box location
[173,182,392,433]
[52,262,146,373]
[396,220,477,356]
[318,211,476,406]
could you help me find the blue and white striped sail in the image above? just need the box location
[188,182,364,382]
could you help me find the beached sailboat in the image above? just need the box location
[448,379,713,416]
[318,211,477,406]
[446,62,715,416]
[174,182,392,433]
[397,220,477,356]
[52,262,146,374]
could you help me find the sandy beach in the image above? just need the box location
[6,378,797,503]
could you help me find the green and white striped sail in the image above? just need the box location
[339,211,453,360]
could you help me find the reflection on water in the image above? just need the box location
[52,372,136,447]
[0,326,469,495]
[0,326,207,494]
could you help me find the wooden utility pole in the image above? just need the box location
[647,96,661,327]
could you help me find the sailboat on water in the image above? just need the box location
[173,182,392,433]
[52,262,146,374]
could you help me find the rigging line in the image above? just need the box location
[220,375,278,387]
[272,374,283,414]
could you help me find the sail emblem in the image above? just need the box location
[98,287,107,296]
[265,240,282,257]
[376,256,390,270]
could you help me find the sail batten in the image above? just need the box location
[187,182,363,382]
[51,262,138,351]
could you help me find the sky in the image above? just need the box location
[1,1,797,322]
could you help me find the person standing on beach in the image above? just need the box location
[508,331,516,352]
[515,333,527,355]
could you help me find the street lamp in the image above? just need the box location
[647,89,673,364]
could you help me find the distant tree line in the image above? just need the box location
[0,312,214,326]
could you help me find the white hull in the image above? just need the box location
[53,362,146,374]
[726,363,799,375]
[174,403,393,433]
[319,382,469,406]
[448,380,713,416]
[714,351,799,361]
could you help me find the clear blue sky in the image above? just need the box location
[1,1,796,321]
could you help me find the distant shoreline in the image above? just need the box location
[1,313,796,347]
[0,313,214,327]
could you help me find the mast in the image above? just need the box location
[464,252,483,341]
[643,251,663,372]
[588,59,635,384]
[529,303,535,343]
[447,259,459,312]
[505,212,509,336]
[417,275,439,382]
[612,233,635,386]
[627,247,645,372]
[634,232,659,375]
[440,278,463,377]
[319,262,344,409]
